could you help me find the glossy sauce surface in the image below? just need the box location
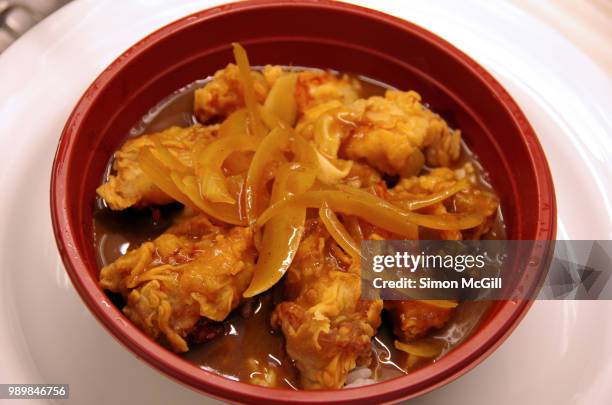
[93,70,502,388]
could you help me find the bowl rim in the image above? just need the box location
[50,0,557,404]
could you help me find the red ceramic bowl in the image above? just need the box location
[50,1,556,404]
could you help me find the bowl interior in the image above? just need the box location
[52,1,555,404]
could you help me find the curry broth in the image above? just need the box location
[93,70,502,388]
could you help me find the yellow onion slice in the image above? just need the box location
[314,148,353,184]
[195,134,261,204]
[343,215,364,244]
[318,204,361,260]
[288,132,318,169]
[171,173,245,225]
[244,127,290,225]
[244,164,315,297]
[257,189,418,238]
[137,148,195,209]
[150,138,191,174]
[218,108,249,138]
[392,179,471,211]
[232,43,266,138]
[416,300,459,309]
[394,339,444,358]
[336,185,485,230]
[263,73,298,127]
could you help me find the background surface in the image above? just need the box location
[0,1,610,404]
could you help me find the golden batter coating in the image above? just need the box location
[100,214,256,352]
[272,220,382,389]
[97,124,218,210]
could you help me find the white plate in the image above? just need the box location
[0,1,611,404]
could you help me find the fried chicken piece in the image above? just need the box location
[342,161,383,188]
[99,214,256,352]
[297,90,461,176]
[295,71,361,113]
[194,64,271,123]
[100,65,362,206]
[189,318,226,345]
[96,124,218,210]
[388,164,499,239]
[381,165,499,343]
[194,64,361,123]
[389,166,458,197]
[384,301,454,342]
[385,167,461,239]
[451,164,500,239]
[271,221,382,389]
